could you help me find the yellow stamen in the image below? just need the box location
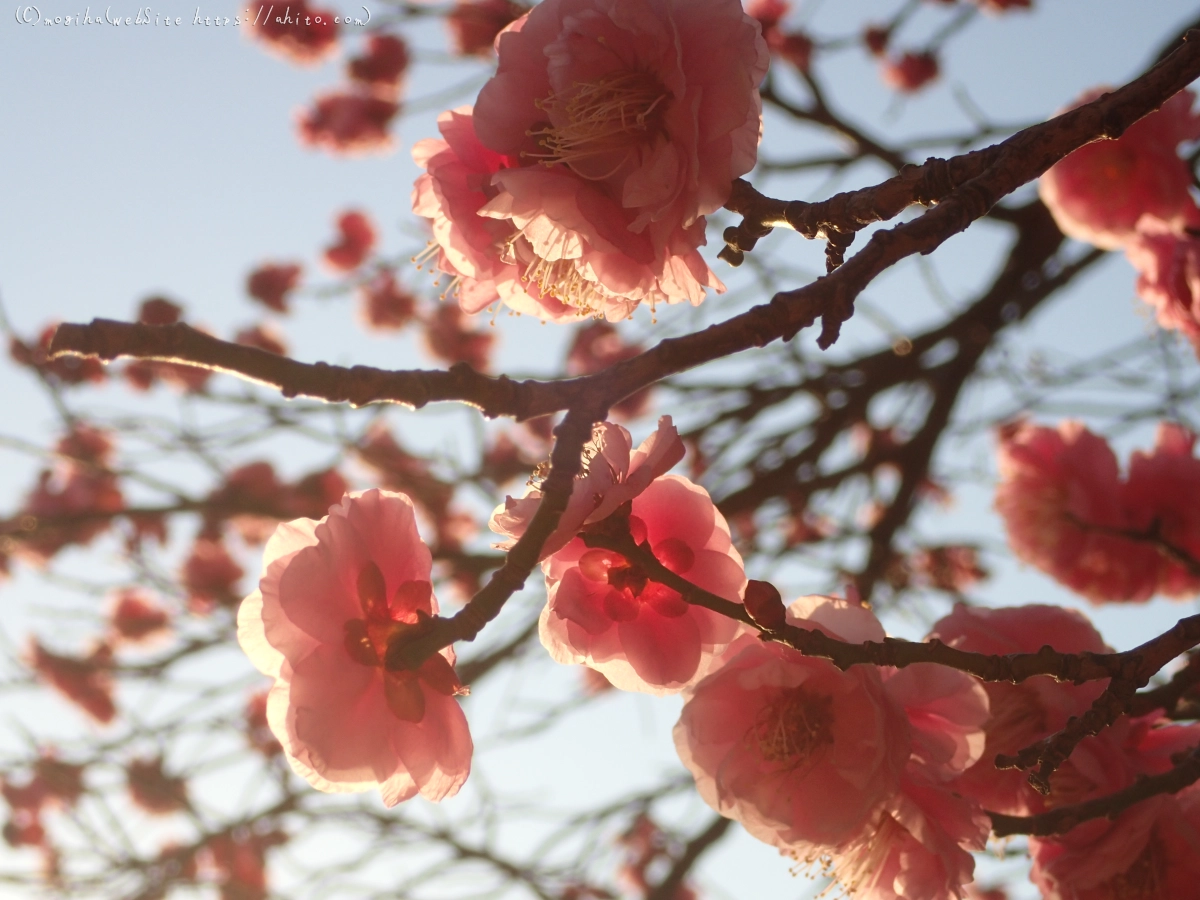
[747,687,835,769]
[521,256,608,317]
[525,70,669,177]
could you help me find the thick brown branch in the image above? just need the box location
[989,745,1200,837]
[997,616,1200,792]
[583,527,1200,687]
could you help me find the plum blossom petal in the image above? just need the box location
[1039,88,1200,249]
[489,416,684,560]
[1124,218,1200,348]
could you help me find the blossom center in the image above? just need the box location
[528,70,670,177]
[748,687,835,768]
[577,542,692,621]
[339,562,466,724]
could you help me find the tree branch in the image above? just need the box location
[989,745,1200,837]
[47,30,1200,409]
[581,526,1200,688]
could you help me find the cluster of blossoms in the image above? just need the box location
[1039,88,1200,348]
[934,604,1200,900]
[234,414,1200,898]
[995,419,1200,603]
[412,0,769,322]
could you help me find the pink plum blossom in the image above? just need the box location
[346,34,410,99]
[675,596,910,850]
[490,416,685,560]
[996,420,1200,603]
[929,603,1111,816]
[832,661,989,900]
[675,595,990,896]
[440,0,770,319]
[237,489,472,806]
[994,420,1162,603]
[539,474,746,693]
[1039,88,1200,249]
[475,0,767,232]
[447,0,527,58]
[297,92,399,157]
[323,210,377,272]
[412,105,725,321]
[1124,218,1200,348]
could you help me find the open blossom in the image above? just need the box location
[27,641,115,724]
[674,597,910,851]
[417,0,768,320]
[676,595,989,896]
[126,757,189,816]
[930,603,1110,816]
[359,271,417,331]
[18,468,123,566]
[997,420,1200,603]
[475,0,766,232]
[108,589,171,645]
[423,303,496,370]
[490,417,742,692]
[247,263,302,313]
[237,490,472,806]
[412,106,620,322]
[490,416,685,560]
[835,655,989,900]
[1039,88,1200,249]
[539,474,746,693]
[830,771,989,900]
[447,0,527,57]
[1122,422,1200,597]
[197,829,287,900]
[994,420,1162,603]
[182,537,245,614]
